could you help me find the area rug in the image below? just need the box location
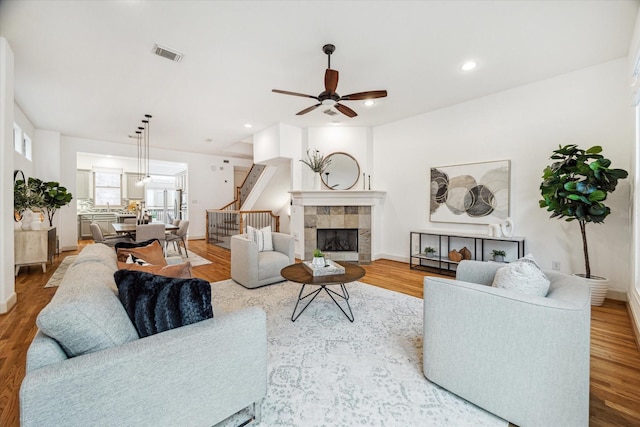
[164,247,212,267]
[44,256,76,288]
[210,279,507,427]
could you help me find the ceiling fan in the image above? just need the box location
[272,44,387,118]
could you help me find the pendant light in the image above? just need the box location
[142,114,152,184]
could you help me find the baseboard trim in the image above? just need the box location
[0,292,17,314]
[628,290,640,354]
[606,289,628,301]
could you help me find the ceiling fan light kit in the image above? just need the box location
[272,44,387,118]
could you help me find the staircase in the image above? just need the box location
[206,164,280,249]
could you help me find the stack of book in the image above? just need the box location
[302,259,346,276]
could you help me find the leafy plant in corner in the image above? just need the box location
[30,178,74,226]
[300,149,331,173]
[539,144,628,278]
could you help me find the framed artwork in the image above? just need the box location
[430,160,510,224]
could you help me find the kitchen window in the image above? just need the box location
[94,168,122,206]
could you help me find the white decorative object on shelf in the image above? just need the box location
[303,259,346,276]
[488,224,501,237]
[501,218,514,237]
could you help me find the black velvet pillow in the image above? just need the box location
[114,270,213,338]
[114,238,161,251]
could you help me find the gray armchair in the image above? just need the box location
[231,232,295,288]
[423,260,590,427]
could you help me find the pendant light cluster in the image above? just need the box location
[134,114,152,187]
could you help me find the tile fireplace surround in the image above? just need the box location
[290,191,386,264]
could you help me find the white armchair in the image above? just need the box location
[423,260,590,427]
[231,232,295,289]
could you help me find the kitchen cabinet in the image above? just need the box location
[78,213,117,239]
[15,227,56,275]
[126,173,144,200]
[175,170,187,192]
[76,169,91,199]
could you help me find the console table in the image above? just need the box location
[15,227,56,275]
[410,230,525,276]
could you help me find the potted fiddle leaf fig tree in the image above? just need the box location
[29,178,73,226]
[539,144,628,305]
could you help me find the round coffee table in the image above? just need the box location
[281,261,365,322]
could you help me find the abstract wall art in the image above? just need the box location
[430,160,510,224]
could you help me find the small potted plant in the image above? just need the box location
[312,248,325,267]
[424,247,437,258]
[491,249,506,262]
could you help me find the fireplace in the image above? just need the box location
[317,229,358,252]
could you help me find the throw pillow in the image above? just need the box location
[117,261,193,278]
[247,225,273,252]
[114,270,213,338]
[492,253,550,297]
[115,239,167,266]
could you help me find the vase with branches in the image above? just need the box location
[300,149,331,173]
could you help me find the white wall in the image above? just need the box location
[58,136,251,250]
[374,58,634,297]
[627,7,640,343]
[1,37,16,313]
[13,103,35,177]
[306,127,372,190]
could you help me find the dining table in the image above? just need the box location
[111,222,178,240]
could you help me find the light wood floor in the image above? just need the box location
[1,239,639,426]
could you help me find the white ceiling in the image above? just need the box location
[1,1,638,159]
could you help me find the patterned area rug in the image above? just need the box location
[211,279,507,427]
[44,256,76,288]
[164,247,212,267]
[44,248,212,288]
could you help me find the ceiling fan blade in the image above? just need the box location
[335,103,358,118]
[324,69,339,93]
[272,89,318,100]
[296,103,322,115]
[340,90,388,101]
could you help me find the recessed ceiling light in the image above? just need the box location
[244,123,252,128]
[205,138,213,143]
[330,121,341,126]
[461,61,477,71]
[363,100,375,107]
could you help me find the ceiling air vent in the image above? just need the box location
[152,44,183,62]
[323,109,338,116]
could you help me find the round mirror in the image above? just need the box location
[321,152,360,190]
[14,170,26,222]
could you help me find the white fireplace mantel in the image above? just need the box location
[289,190,386,262]
[289,190,386,206]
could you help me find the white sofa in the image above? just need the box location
[20,243,267,426]
[423,260,590,427]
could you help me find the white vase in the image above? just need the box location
[574,273,608,306]
[313,173,322,191]
[31,219,42,230]
[14,220,22,231]
[500,218,514,237]
[21,210,32,230]
[312,256,325,267]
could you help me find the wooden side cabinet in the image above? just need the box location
[15,227,56,276]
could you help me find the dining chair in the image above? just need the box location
[165,220,189,256]
[135,223,166,248]
[89,222,133,247]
